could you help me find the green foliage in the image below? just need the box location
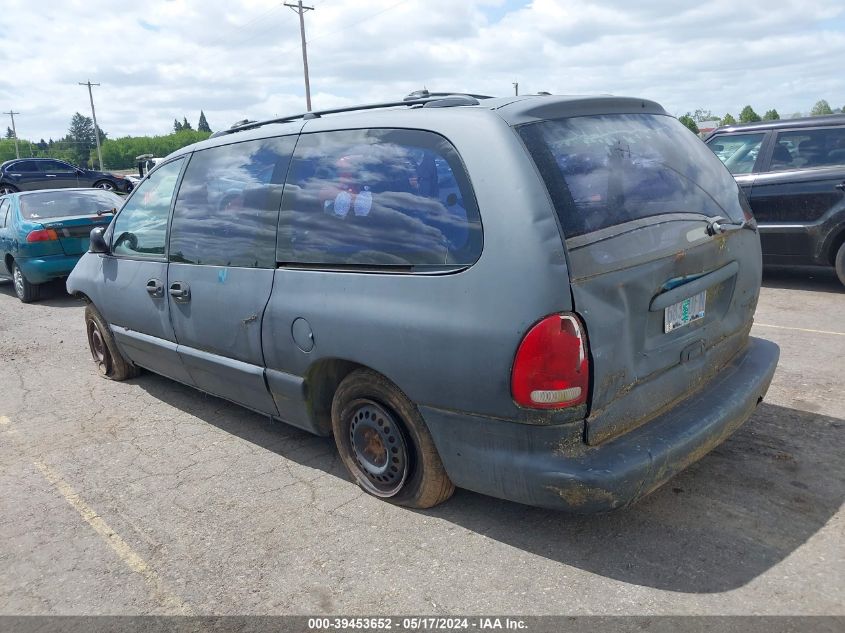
[99,129,212,169]
[763,109,780,120]
[810,99,833,116]
[182,117,193,131]
[721,113,737,125]
[739,106,761,123]
[197,110,211,133]
[678,113,699,134]
[5,127,14,139]
[173,118,183,133]
[66,112,109,167]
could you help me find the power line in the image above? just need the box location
[284,1,315,112]
[307,0,411,43]
[79,80,104,170]
[4,110,20,158]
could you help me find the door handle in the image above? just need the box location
[836,182,845,191]
[45,174,57,178]
[145,278,164,297]
[168,281,191,301]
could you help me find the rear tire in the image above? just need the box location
[331,369,455,509]
[85,304,139,380]
[835,241,845,287]
[0,183,19,195]
[12,261,40,303]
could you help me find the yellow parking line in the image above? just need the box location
[754,323,845,337]
[33,460,193,615]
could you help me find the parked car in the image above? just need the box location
[0,157,133,195]
[0,188,121,301]
[704,114,845,286]
[67,92,779,512]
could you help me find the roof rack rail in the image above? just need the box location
[212,92,496,137]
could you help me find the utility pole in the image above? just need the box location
[5,111,20,159]
[284,0,314,111]
[513,82,519,96]
[79,80,104,170]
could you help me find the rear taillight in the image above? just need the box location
[26,229,59,242]
[511,313,589,409]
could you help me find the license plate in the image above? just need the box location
[664,290,706,333]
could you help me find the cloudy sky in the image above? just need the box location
[0,0,843,141]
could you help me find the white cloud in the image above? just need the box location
[0,0,842,140]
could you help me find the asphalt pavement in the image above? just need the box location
[0,267,842,615]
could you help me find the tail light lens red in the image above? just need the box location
[26,229,59,243]
[511,313,589,409]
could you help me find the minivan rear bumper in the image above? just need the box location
[420,336,779,513]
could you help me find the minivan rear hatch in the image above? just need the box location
[519,111,762,445]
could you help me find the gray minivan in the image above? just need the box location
[67,93,780,512]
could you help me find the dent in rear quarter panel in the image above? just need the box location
[261,109,576,427]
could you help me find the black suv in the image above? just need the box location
[0,158,132,195]
[704,114,845,286]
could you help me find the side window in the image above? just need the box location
[0,199,9,227]
[277,129,481,268]
[169,136,295,268]
[11,161,37,173]
[111,158,184,258]
[39,160,75,173]
[769,127,845,170]
[706,133,766,174]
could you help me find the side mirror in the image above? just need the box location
[89,226,109,254]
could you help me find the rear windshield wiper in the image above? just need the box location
[706,216,757,235]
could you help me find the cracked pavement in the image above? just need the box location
[0,269,843,615]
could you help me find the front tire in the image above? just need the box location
[93,180,116,191]
[12,261,40,303]
[85,304,139,380]
[835,240,845,287]
[331,369,455,509]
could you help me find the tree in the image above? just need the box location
[5,126,14,139]
[721,113,737,125]
[181,117,193,131]
[739,106,761,123]
[790,112,804,119]
[197,110,211,133]
[810,100,833,116]
[173,118,183,132]
[763,109,780,121]
[678,113,699,134]
[37,138,47,150]
[692,108,714,123]
[67,112,98,166]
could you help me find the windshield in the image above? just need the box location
[19,190,122,220]
[519,113,749,237]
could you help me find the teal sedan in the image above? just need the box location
[0,188,121,302]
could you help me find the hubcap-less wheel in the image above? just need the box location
[95,181,115,191]
[348,400,409,497]
[87,319,111,375]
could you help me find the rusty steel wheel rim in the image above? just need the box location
[87,319,110,375]
[348,400,409,497]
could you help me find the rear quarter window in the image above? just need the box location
[520,113,748,238]
[277,128,482,268]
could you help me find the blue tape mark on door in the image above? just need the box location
[218,268,228,283]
